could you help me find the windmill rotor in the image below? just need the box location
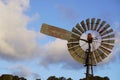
[67,18,115,65]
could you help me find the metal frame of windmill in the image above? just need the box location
[40,18,115,80]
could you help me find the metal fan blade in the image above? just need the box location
[81,20,87,32]
[99,46,111,55]
[75,23,84,33]
[40,23,72,40]
[97,49,107,59]
[68,44,85,59]
[68,49,85,64]
[94,19,101,30]
[68,38,78,42]
[102,34,115,39]
[91,18,95,30]
[86,18,90,30]
[102,40,115,44]
[99,24,110,34]
[93,51,102,63]
[68,41,79,44]
[101,28,113,36]
[101,43,114,50]
[97,21,106,32]
[68,45,80,50]
[69,48,85,64]
[90,52,97,65]
[72,27,82,35]
[75,47,85,58]
[67,43,79,49]
[71,33,80,39]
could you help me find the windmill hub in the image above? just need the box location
[79,30,102,52]
[87,33,93,43]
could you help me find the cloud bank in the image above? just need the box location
[0,0,41,60]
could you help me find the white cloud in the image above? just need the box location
[0,0,41,60]
[113,22,120,62]
[40,39,83,69]
[114,22,120,45]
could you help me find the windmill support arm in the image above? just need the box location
[80,39,88,43]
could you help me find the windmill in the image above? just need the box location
[40,18,115,80]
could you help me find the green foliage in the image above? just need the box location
[47,76,73,80]
[67,78,73,80]
[13,76,19,80]
[80,76,110,80]
[0,74,27,80]
[0,74,109,80]
[47,76,59,80]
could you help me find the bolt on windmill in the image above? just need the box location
[40,18,115,80]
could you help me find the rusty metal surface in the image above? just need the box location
[102,34,115,39]
[101,28,113,36]
[68,48,85,64]
[71,33,80,39]
[101,43,114,50]
[94,19,101,30]
[40,23,72,40]
[93,50,102,63]
[97,49,107,59]
[72,27,82,35]
[99,46,111,55]
[67,43,79,49]
[68,45,85,64]
[67,37,85,64]
[91,18,95,30]
[99,24,110,34]
[81,20,87,32]
[90,52,97,65]
[102,40,115,44]
[75,23,84,33]
[86,18,90,30]
[97,21,106,32]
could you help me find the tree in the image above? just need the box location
[47,76,59,80]
[79,76,110,80]
[13,76,19,80]
[67,77,73,80]
[19,77,27,80]
[59,77,66,80]
[103,76,109,80]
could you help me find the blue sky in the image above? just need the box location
[0,0,120,80]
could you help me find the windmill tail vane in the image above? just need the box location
[40,23,72,40]
[40,18,115,80]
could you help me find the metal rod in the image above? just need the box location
[86,33,93,80]
[86,42,91,80]
[90,55,94,76]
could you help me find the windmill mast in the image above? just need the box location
[85,33,93,80]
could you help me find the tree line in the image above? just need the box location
[0,74,110,80]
